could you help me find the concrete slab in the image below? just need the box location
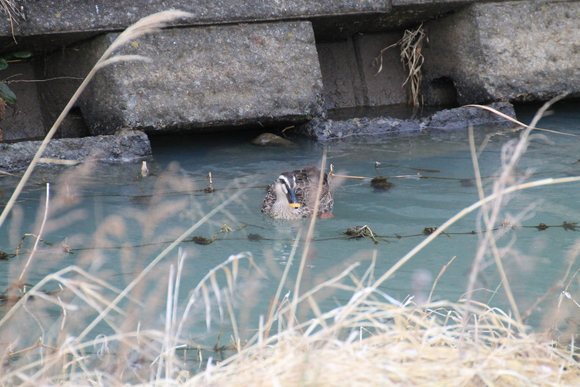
[354,32,408,106]
[1,1,520,54]
[0,62,45,142]
[41,21,325,135]
[0,0,391,53]
[422,1,580,104]
[0,131,151,172]
[297,101,515,141]
[317,38,365,110]
[316,32,408,110]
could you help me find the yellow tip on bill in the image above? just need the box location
[289,203,301,208]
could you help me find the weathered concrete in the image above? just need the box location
[0,62,45,142]
[0,0,494,54]
[0,131,151,171]
[0,1,389,43]
[422,1,580,104]
[355,33,409,107]
[425,101,515,130]
[317,32,409,110]
[297,102,516,141]
[41,21,325,135]
[317,38,366,110]
[1,0,579,143]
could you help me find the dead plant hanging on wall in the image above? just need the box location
[374,23,426,107]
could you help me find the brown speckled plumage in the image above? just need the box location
[262,165,334,220]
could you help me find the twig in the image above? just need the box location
[289,152,327,329]
[427,256,456,304]
[18,183,49,282]
[465,125,521,326]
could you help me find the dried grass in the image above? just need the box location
[374,24,425,107]
[191,301,579,386]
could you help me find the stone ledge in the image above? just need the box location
[296,102,515,141]
[1,0,389,52]
[0,0,509,54]
[42,21,325,135]
[0,131,151,172]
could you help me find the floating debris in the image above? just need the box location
[460,179,474,187]
[370,176,394,192]
[251,133,296,147]
[191,236,213,245]
[344,225,381,244]
[16,234,53,256]
[423,227,437,235]
[247,233,264,242]
[500,220,513,229]
[535,223,549,231]
[62,240,73,254]
[190,224,247,245]
[0,281,34,306]
[140,161,149,177]
[562,221,578,231]
[204,172,215,193]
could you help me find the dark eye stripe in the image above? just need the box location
[278,175,294,189]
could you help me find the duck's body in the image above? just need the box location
[261,165,334,220]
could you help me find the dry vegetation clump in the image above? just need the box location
[191,301,580,386]
[374,23,426,107]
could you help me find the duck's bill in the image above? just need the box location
[287,188,300,208]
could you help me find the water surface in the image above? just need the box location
[1,102,580,346]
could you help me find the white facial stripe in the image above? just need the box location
[278,175,291,190]
[278,174,296,190]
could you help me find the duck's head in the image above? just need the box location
[276,172,301,209]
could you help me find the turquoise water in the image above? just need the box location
[1,101,580,348]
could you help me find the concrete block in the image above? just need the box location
[316,32,408,110]
[0,131,151,171]
[0,62,45,142]
[46,21,325,135]
[422,1,580,104]
[297,101,515,141]
[2,1,520,54]
[0,0,391,53]
[317,38,365,110]
[353,32,408,106]
[34,57,91,139]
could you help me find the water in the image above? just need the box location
[1,101,580,347]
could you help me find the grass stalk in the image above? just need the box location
[467,125,521,325]
[0,10,192,231]
[18,183,50,282]
[289,152,327,329]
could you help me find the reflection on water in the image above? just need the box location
[1,102,580,346]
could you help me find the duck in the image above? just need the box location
[261,165,334,220]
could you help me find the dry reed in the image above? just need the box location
[374,23,425,107]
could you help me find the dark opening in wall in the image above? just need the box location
[426,77,458,107]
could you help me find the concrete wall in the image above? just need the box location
[1,0,579,140]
